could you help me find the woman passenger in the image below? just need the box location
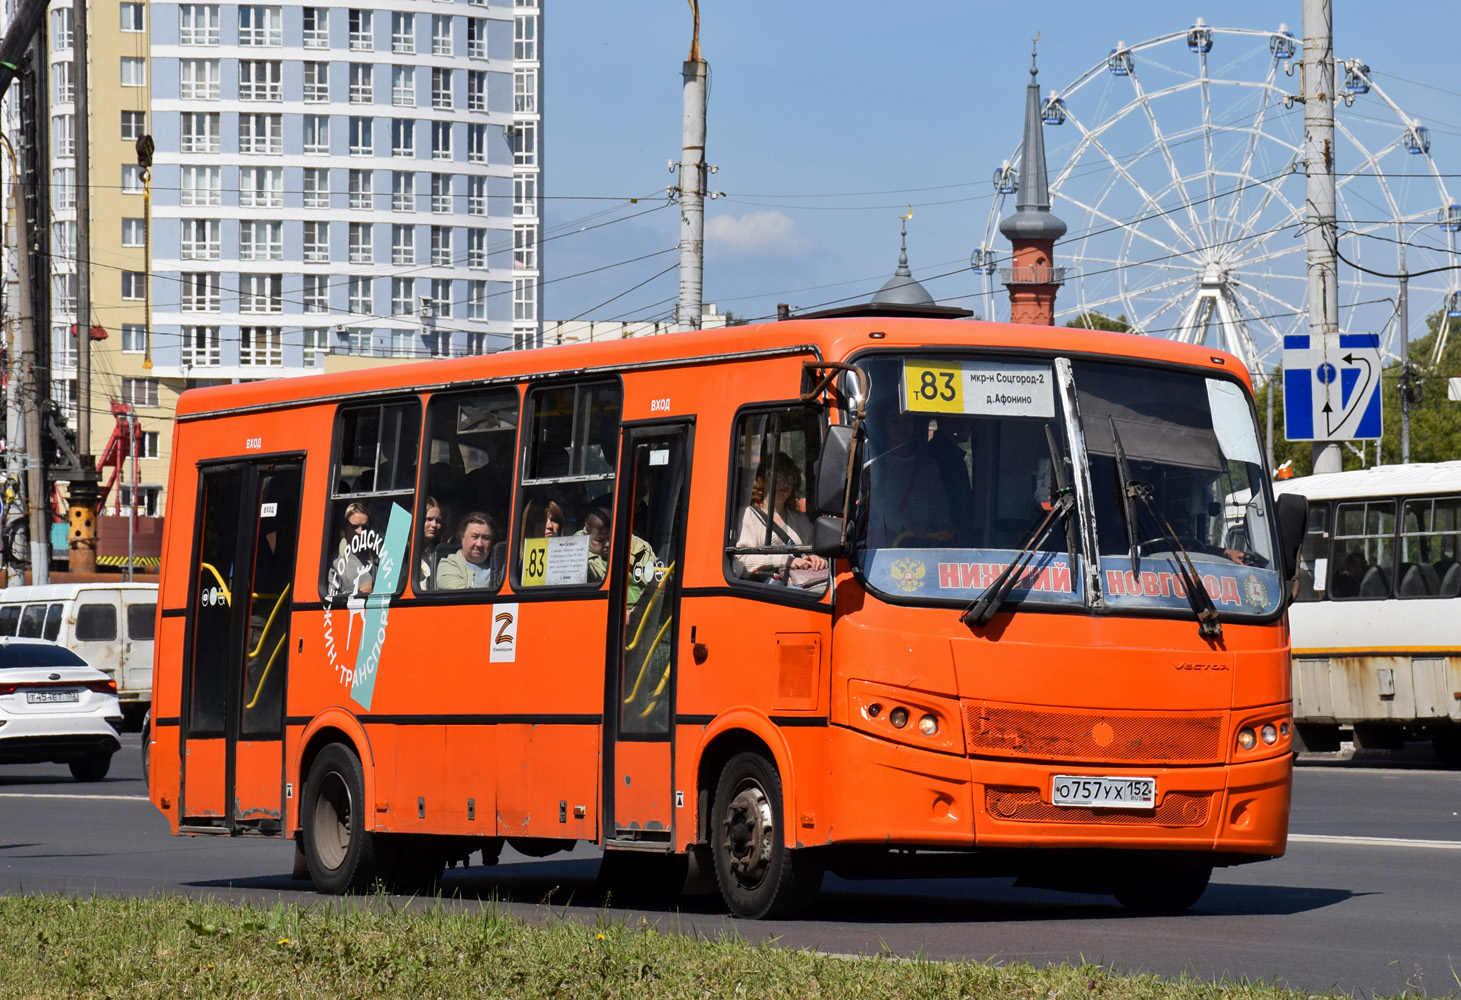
[733,454,827,585]
[416,497,446,591]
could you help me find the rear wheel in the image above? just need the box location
[1113,864,1212,914]
[301,743,378,894]
[1432,736,1461,768]
[711,751,822,919]
[68,750,113,783]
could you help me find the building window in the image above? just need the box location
[430,225,452,266]
[348,277,373,314]
[303,114,330,155]
[121,57,146,87]
[348,169,372,209]
[348,222,373,263]
[466,123,486,163]
[300,221,329,263]
[391,277,414,316]
[51,8,73,48]
[54,275,77,313]
[120,2,144,30]
[121,324,146,353]
[467,280,486,320]
[513,278,535,323]
[349,63,372,104]
[179,111,220,152]
[179,4,219,44]
[430,278,452,320]
[303,275,329,313]
[303,167,330,209]
[239,220,283,260]
[181,165,221,206]
[392,172,414,211]
[391,119,414,158]
[342,327,373,355]
[303,327,329,365]
[239,166,283,207]
[179,59,220,99]
[467,228,486,268]
[466,18,486,58]
[513,68,535,113]
[467,176,486,215]
[431,121,451,160]
[514,14,535,60]
[180,218,221,259]
[240,274,283,313]
[302,6,327,47]
[349,117,372,156]
[136,432,160,460]
[52,115,74,157]
[181,273,221,312]
[431,67,451,109]
[391,224,414,264]
[52,61,74,105]
[391,65,414,106]
[237,5,281,45]
[55,220,77,260]
[122,164,144,193]
[389,328,416,357]
[121,110,145,141]
[431,14,451,55]
[513,174,536,216]
[431,173,451,213]
[121,378,160,407]
[467,70,487,112]
[122,271,146,301]
[391,12,414,53]
[348,9,373,50]
[302,61,328,102]
[181,326,221,367]
[239,59,282,100]
[514,224,536,270]
[512,121,536,165]
[240,326,283,366]
[53,168,76,209]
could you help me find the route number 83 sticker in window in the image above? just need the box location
[903,359,1055,419]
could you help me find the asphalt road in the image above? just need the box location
[4,737,1461,997]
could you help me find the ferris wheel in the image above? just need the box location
[975,20,1459,378]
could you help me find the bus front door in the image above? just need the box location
[180,460,303,835]
[604,424,691,848]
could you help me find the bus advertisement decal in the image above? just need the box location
[865,548,1078,604]
[1099,557,1280,614]
[321,502,411,711]
[491,604,518,662]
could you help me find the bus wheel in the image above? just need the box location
[1113,864,1211,914]
[301,744,378,894]
[711,751,822,919]
[1432,737,1461,768]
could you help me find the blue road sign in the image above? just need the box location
[1283,333,1382,442]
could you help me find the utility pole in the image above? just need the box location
[1304,0,1342,475]
[1398,242,1411,464]
[14,138,48,585]
[67,0,100,572]
[675,0,707,333]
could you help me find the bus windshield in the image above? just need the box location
[853,352,1283,620]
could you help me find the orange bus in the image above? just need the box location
[147,314,1307,916]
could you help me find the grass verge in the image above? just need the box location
[2,894,1331,1000]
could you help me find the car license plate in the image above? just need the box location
[26,689,80,704]
[1052,775,1155,809]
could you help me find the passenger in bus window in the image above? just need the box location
[333,502,376,597]
[733,454,827,587]
[523,498,569,538]
[437,511,504,590]
[416,497,446,591]
[584,507,655,604]
[866,405,952,548]
[923,417,976,545]
[1330,550,1367,599]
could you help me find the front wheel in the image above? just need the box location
[300,743,378,894]
[1113,864,1212,914]
[69,750,113,782]
[711,751,822,919]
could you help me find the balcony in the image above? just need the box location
[1000,265,1067,286]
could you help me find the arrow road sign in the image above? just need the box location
[1283,333,1383,442]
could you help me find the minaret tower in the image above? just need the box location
[999,39,1067,326]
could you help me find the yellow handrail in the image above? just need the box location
[622,614,674,706]
[246,583,291,658]
[244,633,288,711]
[625,561,675,653]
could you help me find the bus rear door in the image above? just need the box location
[179,459,303,834]
[604,424,692,847]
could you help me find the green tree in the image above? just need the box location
[1065,311,1131,332]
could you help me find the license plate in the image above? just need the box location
[1052,774,1155,809]
[26,689,80,704]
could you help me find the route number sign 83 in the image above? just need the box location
[903,361,964,413]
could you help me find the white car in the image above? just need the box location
[0,638,123,781]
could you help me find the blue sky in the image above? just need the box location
[543,2,1461,347]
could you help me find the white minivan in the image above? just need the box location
[0,583,157,726]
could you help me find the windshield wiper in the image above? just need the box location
[1045,424,1079,567]
[1107,420,1223,641]
[961,489,1074,628]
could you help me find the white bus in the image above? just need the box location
[1274,462,1461,761]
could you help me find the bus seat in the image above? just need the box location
[1441,563,1461,597]
[1359,566,1389,598]
[1420,562,1441,594]
[1399,565,1429,597]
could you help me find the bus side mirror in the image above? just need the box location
[1275,493,1308,582]
[815,424,857,516]
[812,516,845,558]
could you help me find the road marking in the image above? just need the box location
[1290,833,1461,850]
[0,792,148,802]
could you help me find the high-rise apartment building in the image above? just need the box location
[34,0,543,516]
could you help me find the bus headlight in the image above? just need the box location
[889,707,909,729]
[1237,727,1257,750]
[918,713,938,736]
[1260,723,1279,745]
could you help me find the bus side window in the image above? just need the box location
[319,399,422,604]
[1330,500,1395,600]
[1296,502,1328,601]
[0,606,19,636]
[417,387,519,594]
[515,380,622,589]
[724,407,827,596]
[18,604,46,638]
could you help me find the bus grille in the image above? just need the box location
[965,703,1225,765]
[984,787,1211,827]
